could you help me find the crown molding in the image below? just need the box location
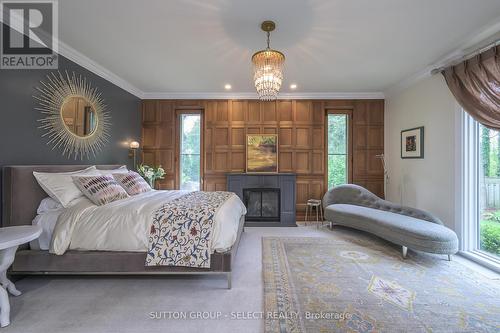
[384,16,500,99]
[57,41,144,99]
[0,14,144,98]
[141,91,384,100]
[51,43,386,101]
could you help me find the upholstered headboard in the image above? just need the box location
[2,165,122,227]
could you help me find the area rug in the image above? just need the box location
[263,230,500,333]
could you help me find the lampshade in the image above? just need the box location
[129,141,140,149]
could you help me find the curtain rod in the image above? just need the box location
[430,39,499,75]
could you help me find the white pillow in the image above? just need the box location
[33,166,100,208]
[36,197,63,214]
[98,166,128,175]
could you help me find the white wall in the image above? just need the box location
[385,75,459,229]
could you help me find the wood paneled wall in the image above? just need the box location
[141,99,384,217]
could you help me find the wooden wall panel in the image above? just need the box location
[141,100,176,189]
[262,102,277,122]
[141,98,384,218]
[231,101,246,122]
[279,151,293,172]
[142,100,158,123]
[215,128,229,147]
[231,127,245,148]
[351,100,384,193]
[295,176,325,217]
[142,127,156,149]
[295,127,311,148]
[295,101,312,123]
[279,127,293,147]
[278,101,293,122]
[247,102,261,123]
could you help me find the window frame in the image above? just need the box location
[459,109,500,272]
[325,109,353,190]
[175,109,204,190]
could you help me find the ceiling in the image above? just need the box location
[58,0,500,96]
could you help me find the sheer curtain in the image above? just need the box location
[442,45,500,129]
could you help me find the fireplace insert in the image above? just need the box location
[243,188,280,222]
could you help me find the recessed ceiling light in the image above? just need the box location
[224,84,232,90]
[290,84,297,90]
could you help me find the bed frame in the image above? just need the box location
[2,165,244,289]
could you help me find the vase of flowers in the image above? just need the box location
[137,164,165,189]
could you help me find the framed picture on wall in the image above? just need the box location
[401,126,424,159]
[246,134,278,173]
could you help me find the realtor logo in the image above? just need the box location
[1,0,58,69]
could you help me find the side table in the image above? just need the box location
[304,199,324,228]
[0,225,42,327]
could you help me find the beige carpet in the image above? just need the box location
[263,231,500,333]
[4,225,499,333]
[4,226,330,333]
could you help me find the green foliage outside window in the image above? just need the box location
[327,114,348,190]
[180,115,201,190]
[479,125,500,257]
[480,126,500,177]
[480,219,500,256]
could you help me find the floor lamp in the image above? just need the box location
[375,154,389,198]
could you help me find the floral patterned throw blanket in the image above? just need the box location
[146,191,233,268]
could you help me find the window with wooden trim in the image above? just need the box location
[179,113,201,191]
[327,113,349,189]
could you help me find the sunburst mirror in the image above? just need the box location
[34,71,111,159]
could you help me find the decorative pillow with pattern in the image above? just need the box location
[72,175,129,206]
[113,171,152,196]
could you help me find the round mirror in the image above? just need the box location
[61,96,98,137]
[36,71,110,159]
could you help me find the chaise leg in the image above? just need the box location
[402,246,407,259]
[226,272,232,290]
[448,254,452,261]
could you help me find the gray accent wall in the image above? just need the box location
[0,55,141,221]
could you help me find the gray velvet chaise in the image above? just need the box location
[322,184,458,260]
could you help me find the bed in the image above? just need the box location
[2,165,246,288]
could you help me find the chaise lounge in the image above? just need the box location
[322,184,459,260]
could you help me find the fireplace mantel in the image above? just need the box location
[227,173,296,227]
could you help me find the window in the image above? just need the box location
[460,110,500,272]
[179,114,201,191]
[327,113,349,189]
[478,125,500,259]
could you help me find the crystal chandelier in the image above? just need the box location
[252,21,285,101]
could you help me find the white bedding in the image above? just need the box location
[49,190,246,255]
[30,209,63,250]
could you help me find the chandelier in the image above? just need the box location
[252,21,285,101]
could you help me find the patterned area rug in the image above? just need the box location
[263,230,500,333]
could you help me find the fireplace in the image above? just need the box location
[243,188,280,222]
[227,173,296,227]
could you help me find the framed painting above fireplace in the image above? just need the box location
[246,134,278,173]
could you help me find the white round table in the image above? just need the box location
[0,226,42,327]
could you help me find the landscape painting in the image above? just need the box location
[246,134,278,173]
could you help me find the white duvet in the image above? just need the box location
[50,190,246,255]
